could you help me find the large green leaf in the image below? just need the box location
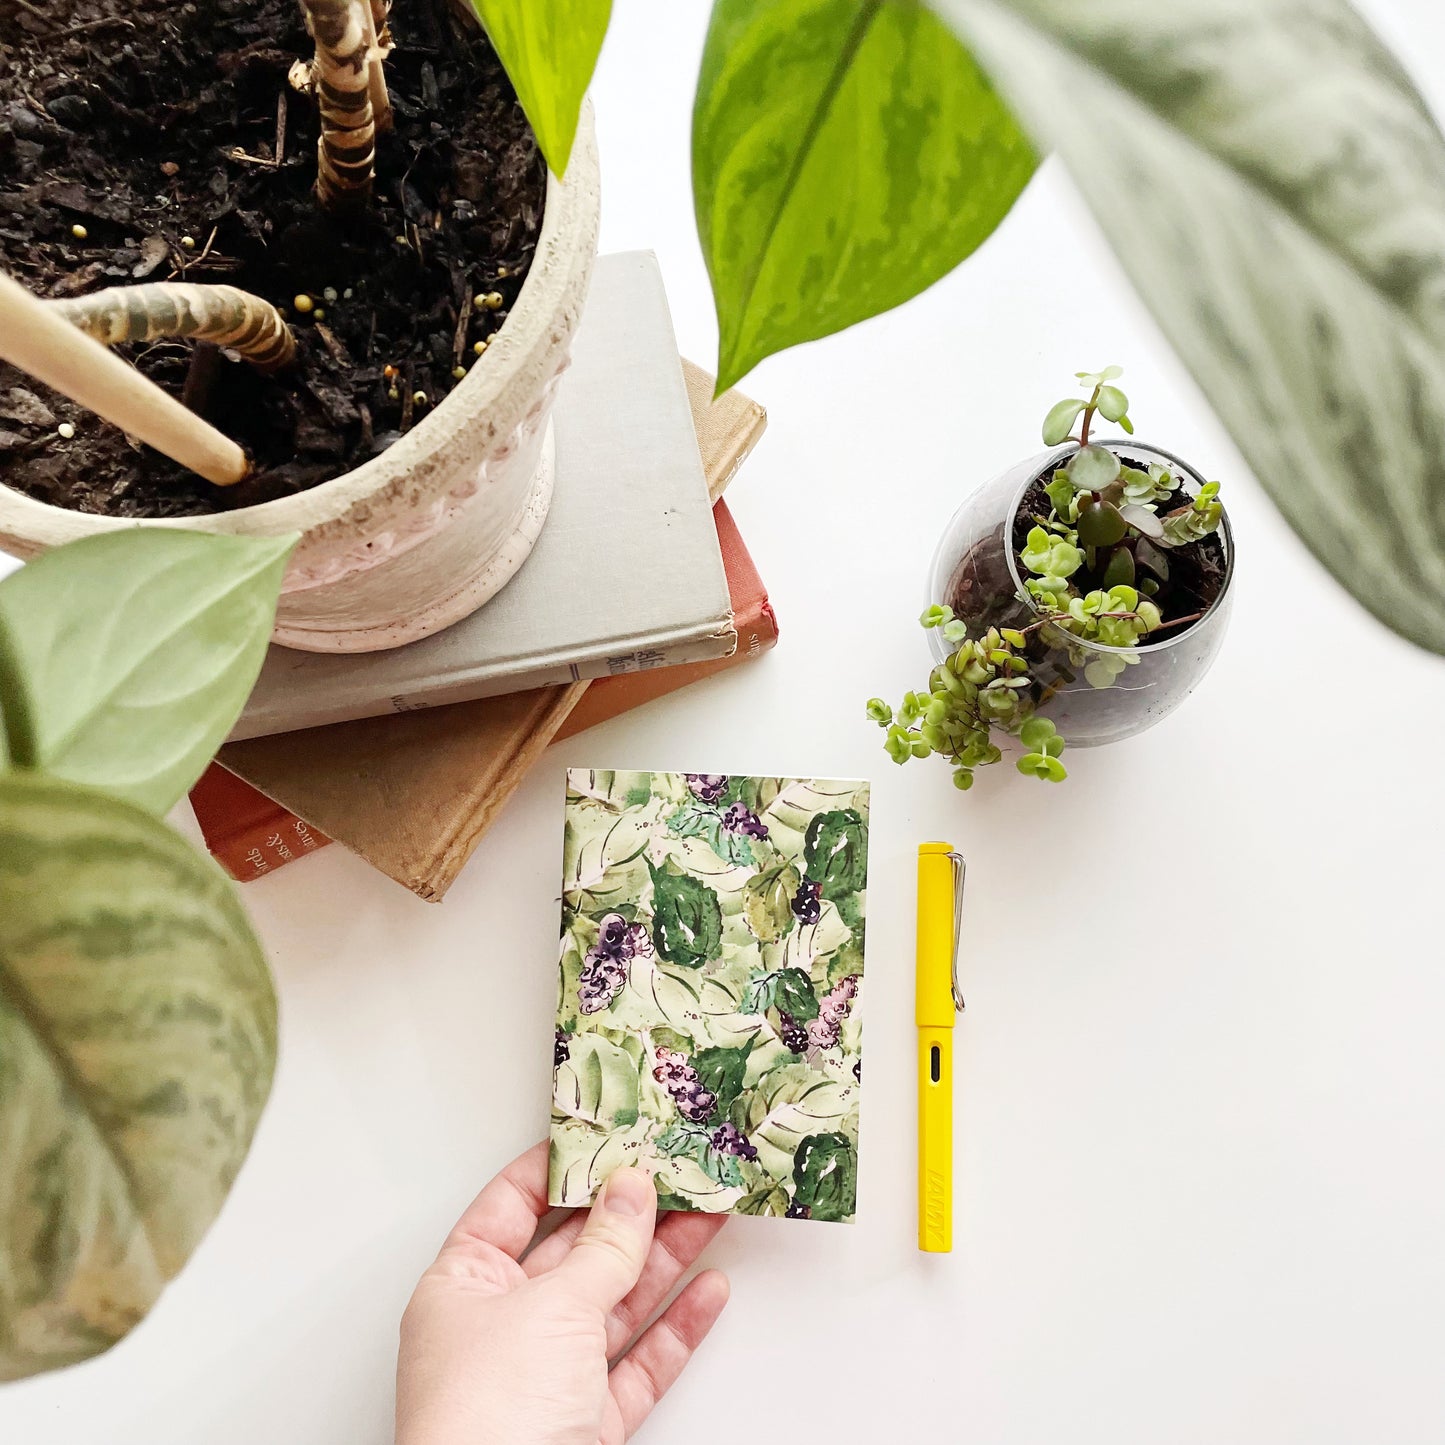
[648,860,724,969]
[803,808,869,900]
[470,0,611,176]
[931,0,1445,652]
[792,1131,858,1222]
[693,0,1037,392]
[0,529,294,814]
[554,1032,641,1128]
[0,773,276,1379]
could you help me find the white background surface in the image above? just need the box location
[6,2,1445,1441]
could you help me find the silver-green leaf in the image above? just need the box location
[0,529,294,814]
[470,0,611,176]
[694,0,1037,393]
[931,0,1445,652]
[0,773,276,1380]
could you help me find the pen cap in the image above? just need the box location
[916,842,958,1027]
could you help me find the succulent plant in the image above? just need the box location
[870,368,1226,788]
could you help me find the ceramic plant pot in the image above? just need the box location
[927,440,1234,748]
[0,113,600,654]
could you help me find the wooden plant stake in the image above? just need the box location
[0,271,250,487]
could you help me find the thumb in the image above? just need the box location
[554,1165,658,1313]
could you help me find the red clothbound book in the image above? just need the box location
[191,499,777,884]
[189,762,333,882]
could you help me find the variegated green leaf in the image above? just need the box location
[694,0,1037,391]
[0,773,275,1380]
[742,862,801,944]
[469,0,611,176]
[931,0,1445,651]
[0,529,294,814]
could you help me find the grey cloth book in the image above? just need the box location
[232,252,735,741]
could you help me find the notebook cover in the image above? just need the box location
[210,367,767,898]
[551,770,869,1221]
[232,252,734,740]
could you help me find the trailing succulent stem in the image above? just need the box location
[300,0,383,210]
[52,283,296,373]
[871,367,1226,789]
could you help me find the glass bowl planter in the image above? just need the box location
[926,440,1234,748]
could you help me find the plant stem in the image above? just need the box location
[52,283,296,372]
[301,0,377,211]
[1077,383,1101,447]
[360,0,394,134]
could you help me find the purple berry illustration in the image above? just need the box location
[577,912,655,1013]
[806,974,860,1051]
[779,1011,809,1055]
[790,878,823,925]
[710,1122,758,1161]
[685,774,728,802]
[719,801,768,840]
[554,1028,571,1068]
[653,1048,718,1123]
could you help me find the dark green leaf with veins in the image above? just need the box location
[648,862,723,968]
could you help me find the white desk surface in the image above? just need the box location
[5,2,1445,1441]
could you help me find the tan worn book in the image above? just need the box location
[215,361,766,901]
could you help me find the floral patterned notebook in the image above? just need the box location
[551,769,869,1221]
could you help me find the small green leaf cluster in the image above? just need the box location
[1025,369,1224,665]
[1041,365,1132,446]
[1161,480,1223,545]
[867,604,1057,790]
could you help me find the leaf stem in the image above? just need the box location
[0,612,39,769]
[1077,383,1101,446]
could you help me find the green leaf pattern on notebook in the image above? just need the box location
[553,770,869,1221]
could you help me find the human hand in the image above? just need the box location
[395,1142,730,1445]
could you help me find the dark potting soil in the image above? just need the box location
[0,0,545,516]
[943,451,1229,640]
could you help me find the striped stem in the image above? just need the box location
[300,0,377,210]
[363,0,393,134]
[51,283,296,373]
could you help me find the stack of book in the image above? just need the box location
[190,252,776,901]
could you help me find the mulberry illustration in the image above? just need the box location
[685,774,728,802]
[653,1048,718,1123]
[778,1011,809,1056]
[806,974,860,1052]
[710,1122,758,1161]
[790,878,823,925]
[554,1028,571,1068]
[578,911,655,1014]
[719,801,768,840]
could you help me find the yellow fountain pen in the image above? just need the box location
[917,842,965,1253]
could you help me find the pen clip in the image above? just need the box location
[946,851,966,1013]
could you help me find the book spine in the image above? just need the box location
[201,800,331,881]
[229,624,739,741]
[555,598,777,743]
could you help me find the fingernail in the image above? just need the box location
[602,1167,652,1216]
